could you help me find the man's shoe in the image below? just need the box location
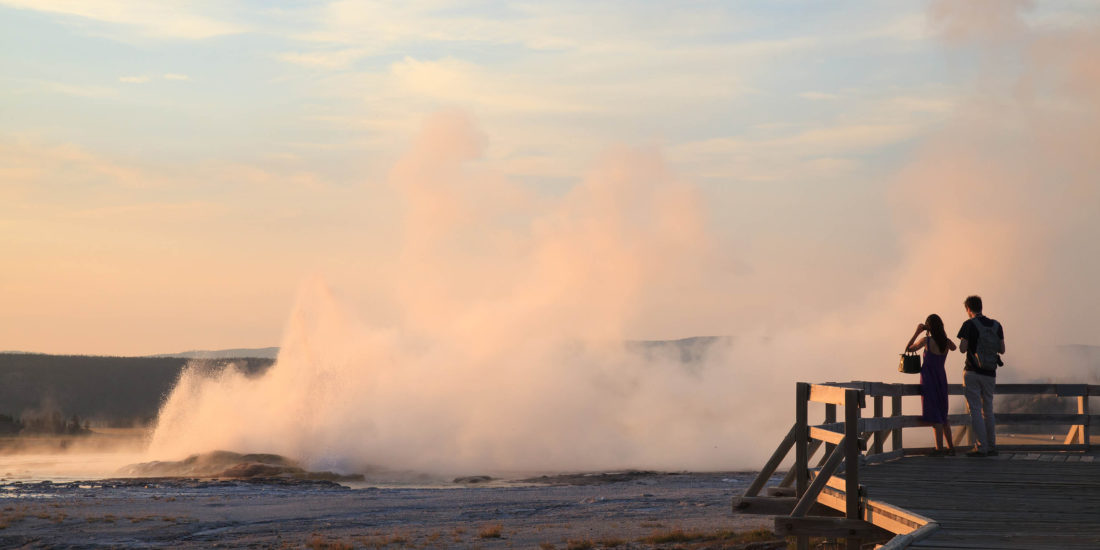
[946,448,956,456]
[929,449,946,457]
[966,450,987,457]
[987,450,999,457]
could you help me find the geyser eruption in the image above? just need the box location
[149,112,771,475]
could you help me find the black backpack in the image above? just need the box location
[970,317,1002,371]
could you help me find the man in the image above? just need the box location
[957,295,1005,457]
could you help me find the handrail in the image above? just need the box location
[739,380,1094,549]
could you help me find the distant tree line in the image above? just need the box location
[0,353,274,431]
[0,411,90,436]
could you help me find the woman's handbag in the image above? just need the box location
[899,351,922,374]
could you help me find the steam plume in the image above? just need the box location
[149,4,1100,474]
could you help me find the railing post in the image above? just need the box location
[1079,393,1090,448]
[844,388,862,550]
[824,403,837,459]
[795,382,810,498]
[872,395,884,455]
[795,382,811,550]
[891,394,903,452]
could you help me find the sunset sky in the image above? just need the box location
[3,1,1098,356]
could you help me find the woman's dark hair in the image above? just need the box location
[926,314,950,352]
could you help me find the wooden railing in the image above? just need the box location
[735,381,1098,550]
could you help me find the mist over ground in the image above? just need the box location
[140,1,1099,475]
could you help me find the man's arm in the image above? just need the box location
[957,320,971,354]
[959,338,969,353]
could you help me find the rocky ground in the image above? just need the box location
[0,471,780,549]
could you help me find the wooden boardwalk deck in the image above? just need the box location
[738,382,1100,550]
[855,451,1100,549]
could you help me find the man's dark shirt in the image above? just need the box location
[958,315,1004,376]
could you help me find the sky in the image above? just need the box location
[2,1,1099,356]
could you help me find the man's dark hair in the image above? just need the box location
[964,295,983,314]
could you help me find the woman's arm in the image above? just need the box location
[946,339,957,352]
[905,324,927,352]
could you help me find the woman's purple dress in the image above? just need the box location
[920,344,949,424]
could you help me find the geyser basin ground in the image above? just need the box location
[0,472,774,548]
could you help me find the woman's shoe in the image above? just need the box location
[929,449,946,457]
[946,448,956,456]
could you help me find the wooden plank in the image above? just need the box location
[865,498,936,529]
[816,381,1093,397]
[732,496,839,516]
[991,444,1089,452]
[861,413,967,432]
[765,486,796,497]
[773,516,886,538]
[987,383,1087,395]
[864,500,932,535]
[995,413,1087,424]
[810,384,865,406]
[1063,424,1082,445]
[864,412,1090,431]
[809,425,845,446]
[865,383,920,397]
[1055,384,1089,397]
[878,522,940,550]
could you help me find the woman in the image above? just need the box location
[905,314,957,456]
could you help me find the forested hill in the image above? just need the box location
[0,353,274,426]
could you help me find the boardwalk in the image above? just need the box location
[737,381,1100,550]
[856,452,1100,549]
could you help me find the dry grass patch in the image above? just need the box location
[566,539,594,550]
[0,512,27,530]
[641,527,779,547]
[354,531,412,548]
[478,523,504,538]
[306,534,355,550]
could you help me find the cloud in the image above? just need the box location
[388,57,591,115]
[799,91,841,100]
[7,78,117,98]
[0,0,246,39]
[928,0,1033,44]
[668,120,924,183]
[118,74,190,84]
[278,49,367,70]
